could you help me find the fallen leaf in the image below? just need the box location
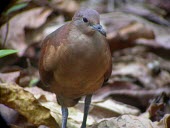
[0,83,58,128]
[25,86,95,128]
[0,7,52,56]
[89,114,169,128]
[0,71,20,84]
[88,99,140,119]
[107,21,155,53]
[147,92,170,121]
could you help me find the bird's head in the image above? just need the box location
[72,9,106,37]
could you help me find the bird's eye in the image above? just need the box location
[83,17,88,23]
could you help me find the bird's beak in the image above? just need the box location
[92,24,106,37]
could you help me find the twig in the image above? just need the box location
[2,19,9,48]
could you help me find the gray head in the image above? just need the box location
[72,9,106,36]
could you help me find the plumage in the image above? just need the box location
[39,8,112,128]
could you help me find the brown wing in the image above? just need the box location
[38,23,70,86]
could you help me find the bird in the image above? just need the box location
[39,8,112,128]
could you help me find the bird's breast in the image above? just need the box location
[52,33,110,98]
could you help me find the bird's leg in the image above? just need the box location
[61,107,68,128]
[81,94,92,128]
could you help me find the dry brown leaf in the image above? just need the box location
[89,114,169,128]
[156,114,170,128]
[0,71,20,84]
[55,0,79,18]
[41,101,95,128]
[25,86,95,128]
[95,88,170,111]
[0,83,58,128]
[0,7,52,56]
[123,4,170,26]
[109,46,170,88]
[100,11,170,53]
[147,92,170,122]
[24,86,57,102]
[91,99,140,118]
[107,21,155,53]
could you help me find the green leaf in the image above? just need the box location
[5,3,28,15]
[29,78,39,87]
[0,49,18,58]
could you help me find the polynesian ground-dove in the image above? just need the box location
[39,8,112,128]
